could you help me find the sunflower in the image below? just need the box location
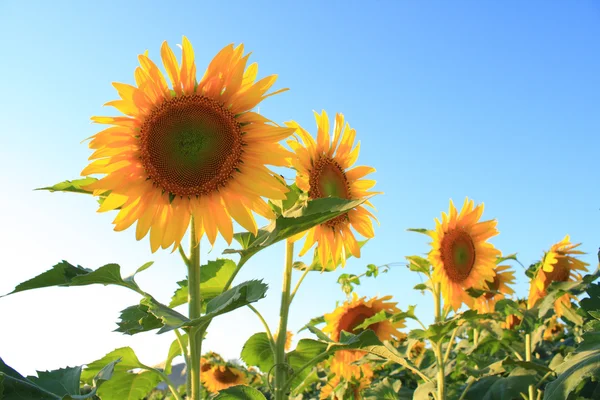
[201,364,247,393]
[274,330,293,351]
[408,340,426,361]
[323,293,405,379]
[285,111,378,268]
[81,36,294,252]
[429,198,501,311]
[502,313,522,330]
[473,265,515,314]
[527,236,589,316]
[543,316,566,341]
[319,376,370,400]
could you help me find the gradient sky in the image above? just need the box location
[1,1,599,376]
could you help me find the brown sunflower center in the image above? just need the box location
[546,256,571,283]
[213,367,239,384]
[336,305,378,338]
[440,229,476,283]
[139,94,243,197]
[309,156,351,228]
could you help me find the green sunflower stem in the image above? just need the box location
[433,283,446,400]
[274,240,294,400]
[526,333,535,400]
[188,218,203,400]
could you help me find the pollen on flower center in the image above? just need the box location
[440,229,476,283]
[309,156,351,228]
[139,94,244,197]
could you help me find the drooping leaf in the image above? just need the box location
[96,371,161,400]
[114,303,164,335]
[213,385,268,399]
[225,197,368,258]
[80,348,144,384]
[241,333,274,373]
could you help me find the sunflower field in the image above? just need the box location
[1,13,600,400]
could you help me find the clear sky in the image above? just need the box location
[1,1,599,376]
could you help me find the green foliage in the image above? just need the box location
[96,371,161,400]
[213,385,267,399]
[165,334,188,376]
[241,333,274,373]
[35,178,99,195]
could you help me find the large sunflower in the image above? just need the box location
[201,364,247,393]
[429,198,501,311]
[286,111,378,268]
[473,265,515,314]
[82,36,294,252]
[528,235,589,316]
[323,293,405,380]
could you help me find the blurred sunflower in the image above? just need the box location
[527,236,589,316]
[473,265,515,313]
[323,293,405,379]
[202,364,247,393]
[429,198,501,311]
[286,111,378,268]
[319,376,369,400]
[543,316,566,341]
[82,36,293,252]
[502,313,522,330]
[408,340,426,361]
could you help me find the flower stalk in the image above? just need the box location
[188,218,203,400]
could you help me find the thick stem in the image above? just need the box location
[526,333,534,400]
[473,328,480,347]
[274,240,294,400]
[434,283,442,323]
[188,219,203,400]
[433,283,445,400]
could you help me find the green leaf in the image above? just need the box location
[96,371,161,400]
[406,256,431,275]
[298,315,325,333]
[158,280,268,333]
[304,324,333,342]
[406,228,432,236]
[80,347,144,384]
[363,378,407,400]
[114,303,164,335]
[169,259,237,308]
[293,241,369,272]
[413,283,428,291]
[269,183,303,216]
[28,367,82,397]
[142,296,190,334]
[543,332,600,400]
[413,381,436,400]
[35,178,98,195]
[287,339,329,390]
[225,196,368,258]
[0,357,60,399]
[496,253,519,264]
[2,261,144,298]
[538,267,600,319]
[353,310,390,331]
[165,334,188,376]
[241,333,274,373]
[213,385,267,399]
[390,305,418,323]
[480,368,538,400]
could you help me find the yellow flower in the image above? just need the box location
[408,340,426,361]
[82,36,293,252]
[543,316,566,341]
[286,111,378,269]
[502,313,522,330]
[319,376,370,400]
[528,235,589,316]
[429,198,501,311]
[201,364,247,393]
[473,265,516,314]
[323,293,405,380]
[274,330,294,351]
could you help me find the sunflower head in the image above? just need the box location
[82,36,294,252]
[473,265,516,314]
[429,198,501,311]
[528,235,589,315]
[543,316,566,341]
[285,111,378,269]
[323,293,405,379]
[201,364,247,393]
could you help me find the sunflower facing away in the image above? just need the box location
[286,111,378,268]
[201,364,247,393]
[323,293,405,380]
[429,198,501,311]
[473,265,516,314]
[82,36,294,252]
[528,235,589,316]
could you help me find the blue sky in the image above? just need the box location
[1,1,599,376]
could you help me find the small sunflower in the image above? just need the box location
[408,340,426,361]
[543,316,566,341]
[319,376,370,400]
[429,198,501,311]
[323,293,405,379]
[82,36,293,252]
[473,265,516,314]
[528,236,589,316]
[286,111,378,268]
[202,364,247,393]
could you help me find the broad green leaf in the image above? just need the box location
[293,240,369,272]
[169,259,237,308]
[157,280,268,333]
[96,371,161,400]
[214,385,268,399]
[165,334,188,375]
[363,377,409,400]
[142,297,190,334]
[412,381,436,400]
[580,283,600,316]
[287,339,329,390]
[225,197,368,258]
[35,178,98,195]
[502,359,552,375]
[0,357,61,399]
[480,368,538,400]
[114,303,163,335]
[543,332,600,400]
[80,347,144,384]
[241,333,274,373]
[2,261,144,298]
[406,256,431,275]
[269,183,303,216]
[28,367,81,397]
